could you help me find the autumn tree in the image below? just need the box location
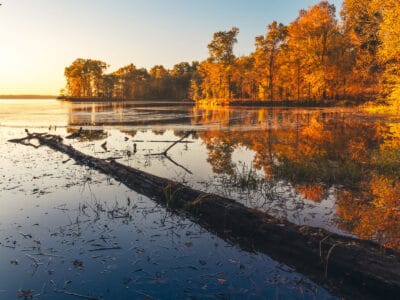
[64,58,108,97]
[287,1,341,101]
[102,74,116,98]
[149,65,168,79]
[208,27,239,65]
[374,0,400,109]
[254,21,287,101]
[113,64,139,99]
[232,55,257,99]
[340,0,383,99]
[62,0,399,106]
[171,61,198,99]
[207,27,239,100]
[192,60,220,100]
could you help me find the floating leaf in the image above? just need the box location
[217,278,226,284]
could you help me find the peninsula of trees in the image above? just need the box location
[62,0,400,106]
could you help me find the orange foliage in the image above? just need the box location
[192,0,398,104]
[337,175,400,250]
[194,105,399,249]
[63,1,399,105]
[296,184,325,202]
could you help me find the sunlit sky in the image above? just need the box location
[0,0,343,95]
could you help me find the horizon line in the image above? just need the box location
[0,94,58,99]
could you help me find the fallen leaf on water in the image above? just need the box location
[217,278,226,284]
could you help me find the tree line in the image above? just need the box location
[63,0,399,105]
[63,59,198,100]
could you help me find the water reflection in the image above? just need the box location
[200,109,400,248]
[65,100,194,127]
[192,106,399,249]
[65,128,108,142]
[62,101,400,249]
[2,127,331,299]
[2,100,399,250]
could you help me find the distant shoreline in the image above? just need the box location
[56,96,362,108]
[57,96,195,103]
[0,95,57,99]
[0,95,360,108]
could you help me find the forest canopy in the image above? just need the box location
[62,0,400,106]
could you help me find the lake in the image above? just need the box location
[1,99,399,299]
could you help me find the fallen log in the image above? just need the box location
[9,132,400,298]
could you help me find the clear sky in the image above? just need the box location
[0,0,343,95]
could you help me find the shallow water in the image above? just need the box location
[1,99,399,298]
[1,138,334,299]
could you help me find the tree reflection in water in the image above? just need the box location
[192,105,400,249]
[65,101,400,250]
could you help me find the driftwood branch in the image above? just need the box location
[8,137,41,149]
[9,132,400,299]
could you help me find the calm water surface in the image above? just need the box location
[1,99,399,298]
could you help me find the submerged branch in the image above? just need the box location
[9,132,400,299]
[146,131,195,156]
[145,130,194,174]
[164,154,193,175]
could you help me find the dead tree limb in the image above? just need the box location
[144,130,194,174]
[163,154,192,174]
[8,133,400,299]
[146,131,194,156]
